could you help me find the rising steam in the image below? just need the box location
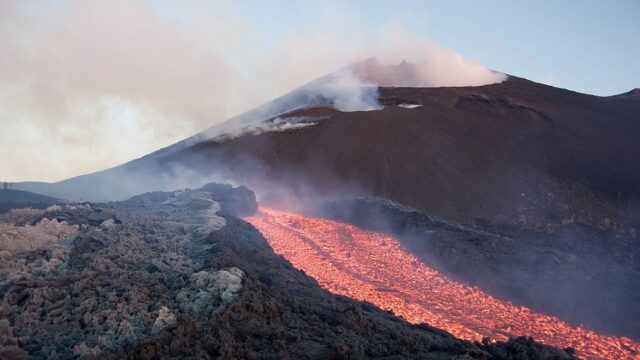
[1,1,505,182]
[352,58,506,87]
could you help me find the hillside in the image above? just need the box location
[165,76,640,231]
[0,189,60,213]
[16,76,640,232]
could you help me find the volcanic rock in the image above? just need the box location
[0,183,575,359]
[151,307,177,334]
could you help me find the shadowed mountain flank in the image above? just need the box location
[16,76,640,233]
[161,76,640,231]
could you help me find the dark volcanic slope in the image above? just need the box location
[169,76,640,230]
[15,76,640,232]
[0,184,574,359]
[0,189,60,213]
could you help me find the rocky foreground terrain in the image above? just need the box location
[0,183,576,359]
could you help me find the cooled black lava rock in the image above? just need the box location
[0,184,575,359]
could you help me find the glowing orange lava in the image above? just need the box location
[246,207,640,360]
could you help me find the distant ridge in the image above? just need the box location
[0,189,60,213]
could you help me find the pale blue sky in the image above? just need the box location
[231,0,639,96]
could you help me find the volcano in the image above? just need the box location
[13,63,640,356]
[18,69,640,229]
[171,76,640,229]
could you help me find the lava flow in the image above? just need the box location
[245,207,640,360]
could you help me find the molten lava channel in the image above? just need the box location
[245,207,640,360]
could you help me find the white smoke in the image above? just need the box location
[0,1,505,182]
[190,66,382,144]
[352,26,507,87]
[312,69,382,111]
[257,22,506,96]
[211,117,318,143]
[352,57,506,88]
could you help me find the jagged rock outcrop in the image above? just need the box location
[151,307,177,334]
[176,268,245,320]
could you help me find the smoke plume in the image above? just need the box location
[0,1,504,182]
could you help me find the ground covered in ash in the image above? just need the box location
[0,184,576,359]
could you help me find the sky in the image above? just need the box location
[1,0,639,183]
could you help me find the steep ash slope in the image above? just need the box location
[15,76,640,234]
[166,76,640,232]
[0,184,575,359]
